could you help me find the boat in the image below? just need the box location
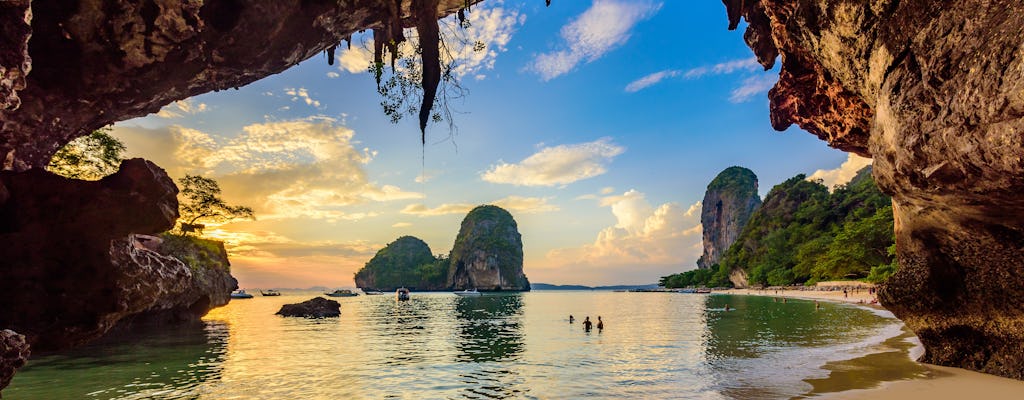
[260,289,281,296]
[230,289,254,299]
[695,288,712,294]
[362,289,384,295]
[453,288,482,296]
[396,287,410,301]
[324,289,359,297]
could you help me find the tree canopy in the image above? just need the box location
[47,127,125,180]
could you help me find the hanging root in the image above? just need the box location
[415,0,441,143]
[326,44,337,66]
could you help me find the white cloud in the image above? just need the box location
[326,71,340,78]
[284,87,322,108]
[156,99,208,118]
[528,0,661,80]
[625,58,761,93]
[624,70,681,92]
[683,57,760,79]
[808,153,873,189]
[392,222,413,228]
[729,74,777,103]
[545,190,703,282]
[481,138,624,186]
[402,196,558,217]
[335,2,523,78]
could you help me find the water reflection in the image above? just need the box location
[6,321,228,399]
[454,294,525,363]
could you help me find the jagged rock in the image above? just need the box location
[722,0,1024,378]
[0,0,479,170]
[0,158,179,351]
[0,330,29,394]
[448,205,530,291]
[276,297,340,318]
[113,234,238,328]
[354,236,444,291]
[697,166,761,269]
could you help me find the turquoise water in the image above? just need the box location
[4,292,922,399]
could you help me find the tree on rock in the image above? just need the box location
[178,175,254,235]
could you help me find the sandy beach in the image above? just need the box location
[716,286,1024,399]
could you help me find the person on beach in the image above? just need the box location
[815,300,820,310]
[597,316,604,331]
[569,315,575,324]
[724,304,730,311]
[583,316,593,331]
[844,289,848,298]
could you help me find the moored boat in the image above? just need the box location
[230,289,254,299]
[325,289,359,297]
[396,287,410,301]
[453,288,482,296]
[362,289,384,295]
[260,289,281,296]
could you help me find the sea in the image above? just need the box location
[3,291,928,399]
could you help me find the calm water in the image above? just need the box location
[5,292,926,399]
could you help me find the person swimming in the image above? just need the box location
[724,304,730,311]
[596,316,604,331]
[583,316,593,331]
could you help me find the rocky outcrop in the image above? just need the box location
[0,0,479,170]
[448,205,530,291]
[0,330,29,394]
[0,158,179,351]
[276,297,341,318]
[697,166,761,269]
[723,0,1024,378]
[114,234,237,328]
[354,236,444,291]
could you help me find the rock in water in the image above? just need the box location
[0,330,30,392]
[722,0,1024,378]
[697,166,761,270]
[276,298,341,318]
[354,236,443,291]
[447,205,530,291]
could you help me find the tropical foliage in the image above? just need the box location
[47,127,125,180]
[662,167,897,288]
[178,175,255,234]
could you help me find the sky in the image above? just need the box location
[111,0,870,288]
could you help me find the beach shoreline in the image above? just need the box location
[714,287,1024,399]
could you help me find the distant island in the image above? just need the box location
[354,205,530,292]
[531,283,659,291]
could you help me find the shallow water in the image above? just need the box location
[5,292,923,399]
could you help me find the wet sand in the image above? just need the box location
[716,287,1024,399]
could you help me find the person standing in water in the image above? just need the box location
[569,315,575,324]
[583,316,593,331]
[597,316,604,331]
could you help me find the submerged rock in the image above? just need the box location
[722,0,1024,378]
[447,205,530,291]
[276,297,341,318]
[697,166,761,270]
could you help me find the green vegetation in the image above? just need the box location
[47,127,125,180]
[450,205,526,288]
[354,236,448,290]
[177,175,255,235]
[707,166,759,197]
[158,233,229,273]
[662,167,897,288]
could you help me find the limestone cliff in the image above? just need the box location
[697,166,761,269]
[723,0,1024,378]
[448,205,530,291]
[354,236,446,291]
[0,159,179,351]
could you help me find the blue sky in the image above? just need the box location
[112,0,868,288]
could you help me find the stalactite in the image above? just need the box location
[414,0,441,143]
